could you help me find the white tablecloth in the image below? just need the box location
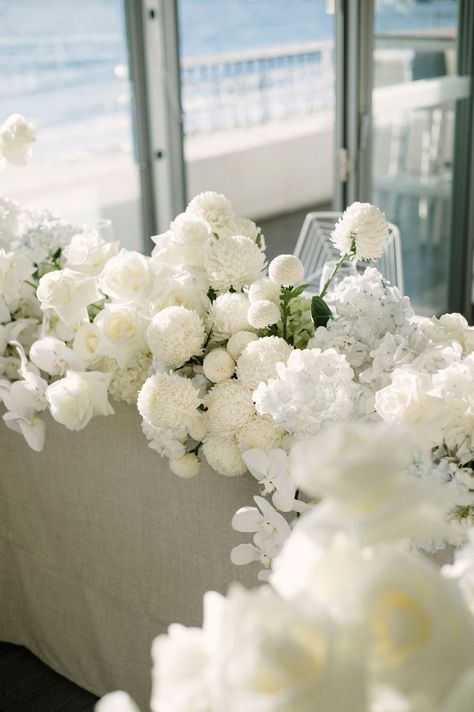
[0,402,259,706]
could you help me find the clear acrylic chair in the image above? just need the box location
[293,211,404,293]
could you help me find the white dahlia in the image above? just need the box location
[205,234,265,292]
[268,254,304,287]
[247,299,281,329]
[237,336,293,391]
[137,373,201,430]
[208,292,252,341]
[202,348,235,383]
[202,434,247,477]
[186,191,235,237]
[206,379,255,434]
[236,414,285,451]
[248,277,280,304]
[169,453,201,479]
[331,202,388,260]
[226,330,259,360]
[146,306,206,368]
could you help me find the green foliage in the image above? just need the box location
[311,295,333,329]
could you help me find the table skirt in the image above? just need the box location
[0,402,259,707]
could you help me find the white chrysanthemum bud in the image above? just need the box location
[137,373,200,430]
[268,254,304,287]
[331,202,388,260]
[202,434,247,477]
[206,379,255,434]
[247,300,281,329]
[169,453,201,479]
[226,331,259,360]
[236,336,293,391]
[146,305,206,368]
[188,412,208,441]
[248,277,280,304]
[203,348,235,383]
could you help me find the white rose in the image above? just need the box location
[46,370,114,431]
[98,249,153,304]
[63,231,119,275]
[0,113,35,165]
[37,268,101,326]
[331,202,388,260]
[72,323,102,365]
[94,304,147,368]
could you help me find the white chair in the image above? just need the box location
[294,211,404,293]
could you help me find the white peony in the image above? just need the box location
[205,234,265,292]
[146,306,206,368]
[98,249,153,305]
[186,191,236,237]
[226,330,259,360]
[94,304,146,368]
[36,268,101,326]
[236,336,293,391]
[331,202,388,260]
[29,336,85,376]
[208,292,251,341]
[46,370,114,431]
[0,113,35,165]
[248,277,280,304]
[63,231,119,276]
[202,434,247,477]
[206,379,255,434]
[268,254,304,287]
[169,452,201,479]
[247,299,281,329]
[202,348,235,383]
[137,372,201,430]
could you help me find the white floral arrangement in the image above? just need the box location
[96,423,474,712]
[2,113,474,579]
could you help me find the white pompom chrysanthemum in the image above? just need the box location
[202,434,247,477]
[247,299,281,329]
[188,412,208,442]
[268,254,304,287]
[226,330,259,360]
[146,306,206,368]
[203,348,235,383]
[137,373,201,430]
[236,414,285,451]
[248,277,280,304]
[205,235,265,292]
[331,202,388,260]
[208,292,252,341]
[206,379,255,434]
[237,336,293,391]
[169,453,201,479]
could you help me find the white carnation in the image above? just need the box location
[205,234,265,292]
[146,306,206,368]
[137,372,201,430]
[202,348,235,383]
[169,453,201,479]
[202,434,247,476]
[248,277,280,304]
[247,299,281,329]
[186,191,235,237]
[226,330,259,360]
[208,292,251,341]
[268,254,304,287]
[206,379,255,434]
[237,336,293,391]
[331,202,388,260]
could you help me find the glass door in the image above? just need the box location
[336,0,473,315]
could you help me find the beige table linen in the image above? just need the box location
[0,402,259,707]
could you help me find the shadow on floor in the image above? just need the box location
[0,642,98,712]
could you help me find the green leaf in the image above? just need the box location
[311,295,333,329]
[289,283,309,299]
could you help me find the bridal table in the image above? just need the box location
[0,402,259,706]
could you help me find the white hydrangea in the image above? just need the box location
[202,434,247,477]
[248,277,280,304]
[247,299,281,329]
[331,202,388,260]
[106,352,152,405]
[141,420,187,460]
[169,453,201,479]
[206,379,255,434]
[202,348,235,383]
[254,348,357,437]
[186,191,236,238]
[208,292,251,341]
[146,306,206,368]
[205,234,265,292]
[268,254,304,287]
[137,373,201,430]
[226,330,259,360]
[0,197,20,247]
[236,336,293,391]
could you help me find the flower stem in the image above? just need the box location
[319,253,348,299]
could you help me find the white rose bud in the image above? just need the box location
[268,254,304,287]
[203,348,235,383]
[248,300,281,329]
[46,371,114,431]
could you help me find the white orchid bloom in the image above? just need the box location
[3,411,45,451]
[241,447,296,512]
[29,335,85,376]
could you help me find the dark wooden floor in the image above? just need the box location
[0,643,97,712]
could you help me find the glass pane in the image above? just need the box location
[0,0,143,250]
[177,0,335,258]
[372,0,461,314]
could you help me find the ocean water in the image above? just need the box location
[0,0,457,156]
